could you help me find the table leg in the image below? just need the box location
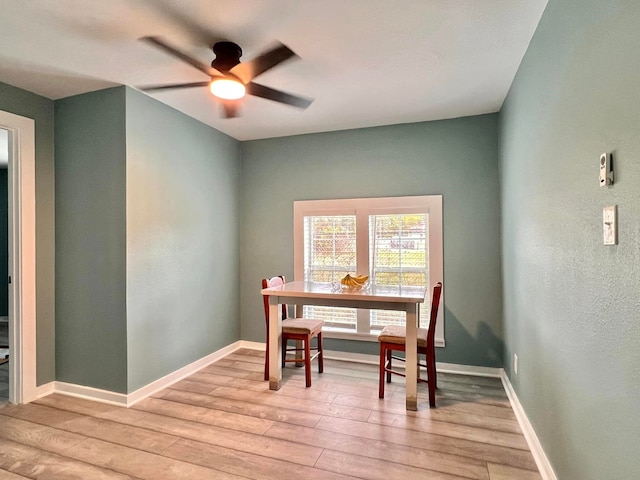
[268,297,282,390]
[294,303,304,366]
[405,303,418,411]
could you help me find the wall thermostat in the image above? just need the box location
[599,153,614,187]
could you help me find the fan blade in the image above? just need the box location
[230,43,298,83]
[138,81,210,92]
[246,82,313,109]
[222,100,241,118]
[141,36,220,77]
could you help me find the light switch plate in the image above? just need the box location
[603,205,617,245]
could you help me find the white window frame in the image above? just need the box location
[294,195,444,346]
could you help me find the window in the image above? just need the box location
[294,195,443,345]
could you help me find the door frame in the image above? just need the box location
[0,110,37,404]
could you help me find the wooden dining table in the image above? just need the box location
[260,280,427,411]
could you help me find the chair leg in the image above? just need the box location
[427,354,437,408]
[386,349,392,383]
[304,338,312,388]
[264,347,269,381]
[430,348,438,390]
[317,332,324,373]
[379,343,386,399]
[282,339,287,368]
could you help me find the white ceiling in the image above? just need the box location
[0,0,548,141]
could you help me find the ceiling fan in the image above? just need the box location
[139,36,313,118]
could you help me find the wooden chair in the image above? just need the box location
[377,282,443,407]
[262,275,324,387]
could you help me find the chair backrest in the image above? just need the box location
[262,275,288,324]
[426,282,443,347]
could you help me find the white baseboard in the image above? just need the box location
[35,381,55,399]
[237,340,265,351]
[55,381,128,406]
[38,341,247,407]
[501,372,557,480]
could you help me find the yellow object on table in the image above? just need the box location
[340,274,369,289]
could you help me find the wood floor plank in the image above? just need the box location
[433,380,508,398]
[131,409,323,467]
[315,449,470,480]
[163,378,217,394]
[332,392,516,422]
[0,468,31,479]
[63,437,245,480]
[265,422,491,480]
[214,358,266,373]
[199,364,264,380]
[1,403,181,456]
[162,437,360,480]
[314,415,539,471]
[234,348,265,358]
[363,410,529,449]
[134,395,275,434]
[487,463,543,479]
[184,370,268,391]
[223,352,265,365]
[271,383,340,403]
[159,388,322,427]
[0,438,137,480]
[391,388,513,409]
[368,409,523,435]
[0,412,86,455]
[201,384,372,421]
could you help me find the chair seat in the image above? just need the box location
[282,318,324,335]
[377,325,429,347]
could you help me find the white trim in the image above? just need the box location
[293,195,444,343]
[34,381,55,399]
[36,341,249,407]
[237,340,266,351]
[0,111,37,405]
[501,372,558,480]
[437,362,502,378]
[55,382,128,406]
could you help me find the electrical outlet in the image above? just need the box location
[514,354,518,375]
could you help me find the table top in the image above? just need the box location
[261,280,427,303]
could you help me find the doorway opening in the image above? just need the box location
[0,110,37,405]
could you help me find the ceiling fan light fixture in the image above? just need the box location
[210,77,246,100]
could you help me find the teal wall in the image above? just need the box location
[240,115,503,367]
[0,81,55,385]
[499,1,640,479]
[125,88,241,392]
[55,87,242,394]
[55,88,128,392]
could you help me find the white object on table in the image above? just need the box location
[261,280,427,411]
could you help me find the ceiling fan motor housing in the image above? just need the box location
[212,42,243,72]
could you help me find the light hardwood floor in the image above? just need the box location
[0,349,542,479]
